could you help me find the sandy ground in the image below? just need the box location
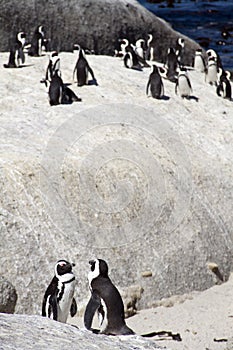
[69,274,233,350]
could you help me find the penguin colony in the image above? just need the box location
[3,27,232,104]
[3,24,232,338]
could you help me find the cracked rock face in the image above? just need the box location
[0,276,17,313]
[0,314,167,350]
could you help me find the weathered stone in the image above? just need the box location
[0,0,200,64]
[0,313,169,350]
[0,276,17,314]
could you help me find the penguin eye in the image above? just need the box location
[91,262,96,272]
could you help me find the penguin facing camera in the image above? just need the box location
[3,32,26,68]
[42,259,77,323]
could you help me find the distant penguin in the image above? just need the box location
[216,68,232,100]
[84,259,134,335]
[73,45,97,86]
[146,34,156,61]
[45,51,61,81]
[3,32,26,68]
[206,49,223,69]
[146,65,164,99]
[175,37,185,65]
[48,70,81,106]
[42,259,77,323]
[135,39,146,60]
[193,49,206,72]
[175,68,192,98]
[28,25,45,56]
[205,56,218,85]
[165,47,178,82]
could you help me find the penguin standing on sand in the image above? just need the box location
[84,259,134,335]
[45,51,61,81]
[28,25,45,56]
[3,32,26,68]
[42,259,77,323]
[165,47,179,82]
[73,45,97,86]
[216,68,232,100]
[48,70,82,106]
[205,56,218,85]
[146,34,156,61]
[193,49,206,72]
[175,67,192,99]
[135,39,146,60]
[146,65,164,99]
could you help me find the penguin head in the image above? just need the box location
[206,49,217,59]
[17,32,26,46]
[178,38,185,47]
[152,65,159,74]
[38,25,45,37]
[55,259,75,277]
[88,259,109,281]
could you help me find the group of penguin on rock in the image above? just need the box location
[3,26,232,105]
[41,258,181,341]
[115,34,232,101]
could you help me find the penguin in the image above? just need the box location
[146,34,156,61]
[135,39,146,60]
[205,56,218,85]
[3,32,26,68]
[206,49,223,69]
[146,65,164,99]
[175,37,185,65]
[216,68,232,100]
[42,259,77,323]
[45,51,61,82]
[73,45,97,86]
[48,70,81,106]
[28,25,45,56]
[175,67,192,99]
[84,259,134,335]
[193,49,206,73]
[165,47,178,82]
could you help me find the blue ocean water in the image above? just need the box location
[138,0,233,70]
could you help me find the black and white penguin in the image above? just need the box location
[84,259,134,336]
[73,45,97,86]
[42,259,77,323]
[135,39,146,60]
[193,49,206,72]
[28,25,45,56]
[165,47,179,82]
[175,37,185,65]
[146,34,156,61]
[175,67,192,98]
[146,65,164,99]
[205,56,218,85]
[216,68,232,100]
[206,49,223,69]
[3,32,26,68]
[48,70,81,106]
[45,51,61,82]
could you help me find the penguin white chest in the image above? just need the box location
[57,279,75,323]
[178,76,190,96]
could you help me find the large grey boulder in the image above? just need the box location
[0,313,168,350]
[0,0,200,64]
[0,276,17,313]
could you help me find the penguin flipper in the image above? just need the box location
[146,78,151,96]
[84,291,101,330]
[70,298,77,317]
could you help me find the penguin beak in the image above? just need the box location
[89,260,95,265]
[72,263,75,267]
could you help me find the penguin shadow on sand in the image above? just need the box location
[73,44,98,87]
[84,258,182,341]
[146,65,170,101]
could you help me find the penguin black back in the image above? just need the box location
[85,259,134,335]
